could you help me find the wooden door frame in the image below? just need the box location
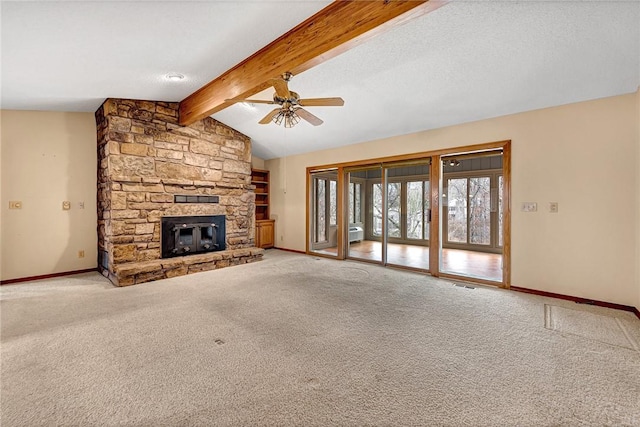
[307,170,340,253]
[306,139,511,288]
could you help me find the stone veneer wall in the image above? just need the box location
[96,98,263,286]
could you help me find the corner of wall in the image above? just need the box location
[251,155,266,170]
[636,86,640,311]
[0,111,4,281]
[263,157,288,248]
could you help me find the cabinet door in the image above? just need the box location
[256,221,274,248]
[255,225,262,248]
[261,221,274,248]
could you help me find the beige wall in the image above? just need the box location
[1,110,97,281]
[251,155,265,170]
[0,116,3,281]
[637,88,640,310]
[266,93,640,307]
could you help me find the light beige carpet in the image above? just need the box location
[545,304,639,351]
[1,250,639,426]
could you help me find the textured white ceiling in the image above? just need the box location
[0,1,331,111]
[2,1,639,160]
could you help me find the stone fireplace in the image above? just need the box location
[96,98,263,286]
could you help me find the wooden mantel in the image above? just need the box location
[178,0,449,126]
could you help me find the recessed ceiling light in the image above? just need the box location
[165,73,185,82]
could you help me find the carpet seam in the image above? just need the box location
[615,317,640,352]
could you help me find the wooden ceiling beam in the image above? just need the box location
[178,0,448,126]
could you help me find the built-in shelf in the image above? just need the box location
[251,168,275,248]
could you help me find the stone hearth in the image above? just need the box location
[96,98,263,286]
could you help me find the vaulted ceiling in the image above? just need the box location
[2,1,639,160]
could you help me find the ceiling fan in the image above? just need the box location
[226,72,344,127]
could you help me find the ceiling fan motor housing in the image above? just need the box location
[273,91,300,106]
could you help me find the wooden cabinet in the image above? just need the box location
[256,219,275,249]
[251,168,275,248]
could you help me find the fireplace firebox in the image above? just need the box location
[161,215,226,258]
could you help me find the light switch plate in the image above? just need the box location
[549,202,559,213]
[62,201,71,210]
[9,201,22,209]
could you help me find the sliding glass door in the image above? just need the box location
[344,162,430,270]
[441,153,503,281]
[383,163,430,270]
[309,170,338,256]
[306,141,510,287]
[346,166,382,263]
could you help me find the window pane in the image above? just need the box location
[406,181,423,239]
[349,183,354,223]
[329,180,337,226]
[387,182,401,238]
[469,177,491,245]
[354,183,361,223]
[424,181,430,240]
[372,183,383,237]
[447,178,467,243]
[498,175,503,247]
[316,179,326,242]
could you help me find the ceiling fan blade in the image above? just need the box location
[259,108,281,124]
[225,99,275,105]
[270,78,291,99]
[296,108,323,126]
[298,97,344,107]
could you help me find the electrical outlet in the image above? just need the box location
[78,201,85,209]
[521,202,537,212]
[78,250,85,258]
[9,201,22,209]
[280,235,284,241]
[549,202,559,213]
[62,201,71,210]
